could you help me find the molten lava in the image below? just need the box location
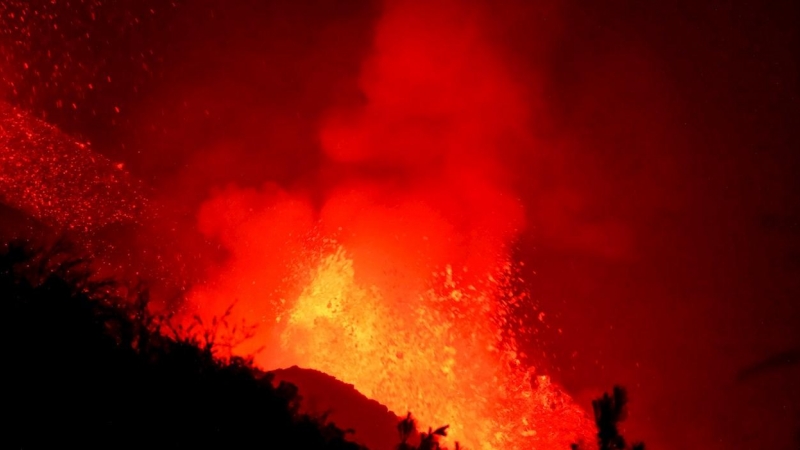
[181,1,596,448]
[277,244,592,449]
[187,197,594,448]
[2,1,597,448]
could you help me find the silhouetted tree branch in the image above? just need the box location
[396,412,452,450]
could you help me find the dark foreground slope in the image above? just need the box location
[0,241,363,450]
[0,239,645,450]
[272,366,403,450]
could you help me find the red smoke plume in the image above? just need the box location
[184,1,592,448]
[6,0,797,449]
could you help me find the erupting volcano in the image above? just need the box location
[0,1,595,447]
[7,0,797,448]
[182,2,593,447]
[1,0,595,447]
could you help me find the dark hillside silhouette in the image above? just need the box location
[272,366,403,450]
[1,238,648,450]
[0,240,363,449]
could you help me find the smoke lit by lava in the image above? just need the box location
[1,1,598,448]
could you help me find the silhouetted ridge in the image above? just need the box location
[0,240,363,449]
[271,366,402,450]
[1,239,647,450]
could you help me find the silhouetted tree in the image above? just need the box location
[396,412,452,450]
[573,386,645,450]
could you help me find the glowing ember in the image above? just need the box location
[0,101,145,232]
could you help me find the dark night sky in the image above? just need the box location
[522,2,800,448]
[1,0,799,448]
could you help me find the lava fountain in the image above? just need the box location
[185,1,594,448]
[1,0,595,448]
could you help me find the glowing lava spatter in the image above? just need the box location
[185,1,596,448]
[2,1,597,448]
[277,244,593,449]
[186,186,595,449]
[0,101,145,232]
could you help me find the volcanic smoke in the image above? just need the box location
[1,1,595,449]
[5,0,800,448]
[185,1,592,448]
